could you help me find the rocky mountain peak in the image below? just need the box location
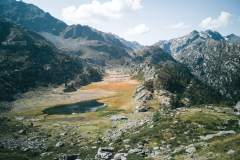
[0,0,67,35]
[189,30,199,37]
[199,30,225,41]
[62,24,100,40]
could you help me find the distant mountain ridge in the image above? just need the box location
[155,30,240,101]
[0,0,143,65]
[0,0,67,35]
[155,30,227,56]
[225,34,240,44]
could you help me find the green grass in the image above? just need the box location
[96,109,123,117]
[179,108,239,130]
[0,149,33,160]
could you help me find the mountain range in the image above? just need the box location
[0,0,239,103]
[0,0,142,65]
[156,30,240,101]
[0,1,240,160]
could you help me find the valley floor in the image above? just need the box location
[0,68,152,159]
[0,68,240,160]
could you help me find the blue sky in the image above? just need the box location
[22,0,240,45]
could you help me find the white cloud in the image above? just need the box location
[200,11,232,29]
[126,24,150,35]
[170,22,190,29]
[62,0,142,24]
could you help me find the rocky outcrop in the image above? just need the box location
[154,90,174,108]
[131,45,222,108]
[104,115,152,141]
[134,84,153,112]
[200,130,236,141]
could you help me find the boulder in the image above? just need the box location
[15,116,25,121]
[110,115,128,121]
[233,101,240,115]
[55,141,64,148]
[227,149,235,155]
[134,85,153,102]
[18,129,26,134]
[58,154,80,160]
[113,153,128,160]
[185,144,196,154]
[136,105,150,112]
[60,132,67,136]
[95,147,114,160]
[64,83,77,92]
[156,90,173,107]
[173,146,185,154]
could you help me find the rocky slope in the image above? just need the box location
[0,20,102,101]
[0,0,142,65]
[156,30,240,102]
[42,25,134,65]
[155,30,225,56]
[131,46,222,109]
[226,34,240,44]
[0,0,67,35]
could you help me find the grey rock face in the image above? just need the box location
[134,84,153,112]
[134,85,153,102]
[176,40,240,100]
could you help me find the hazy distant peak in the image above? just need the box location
[225,33,240,44]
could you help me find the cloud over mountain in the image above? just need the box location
[200,11,232,29]
[170,22,190,29]
[62,0,143,24]
[126,24,150,35]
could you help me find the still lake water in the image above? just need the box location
[43,100,106,115]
